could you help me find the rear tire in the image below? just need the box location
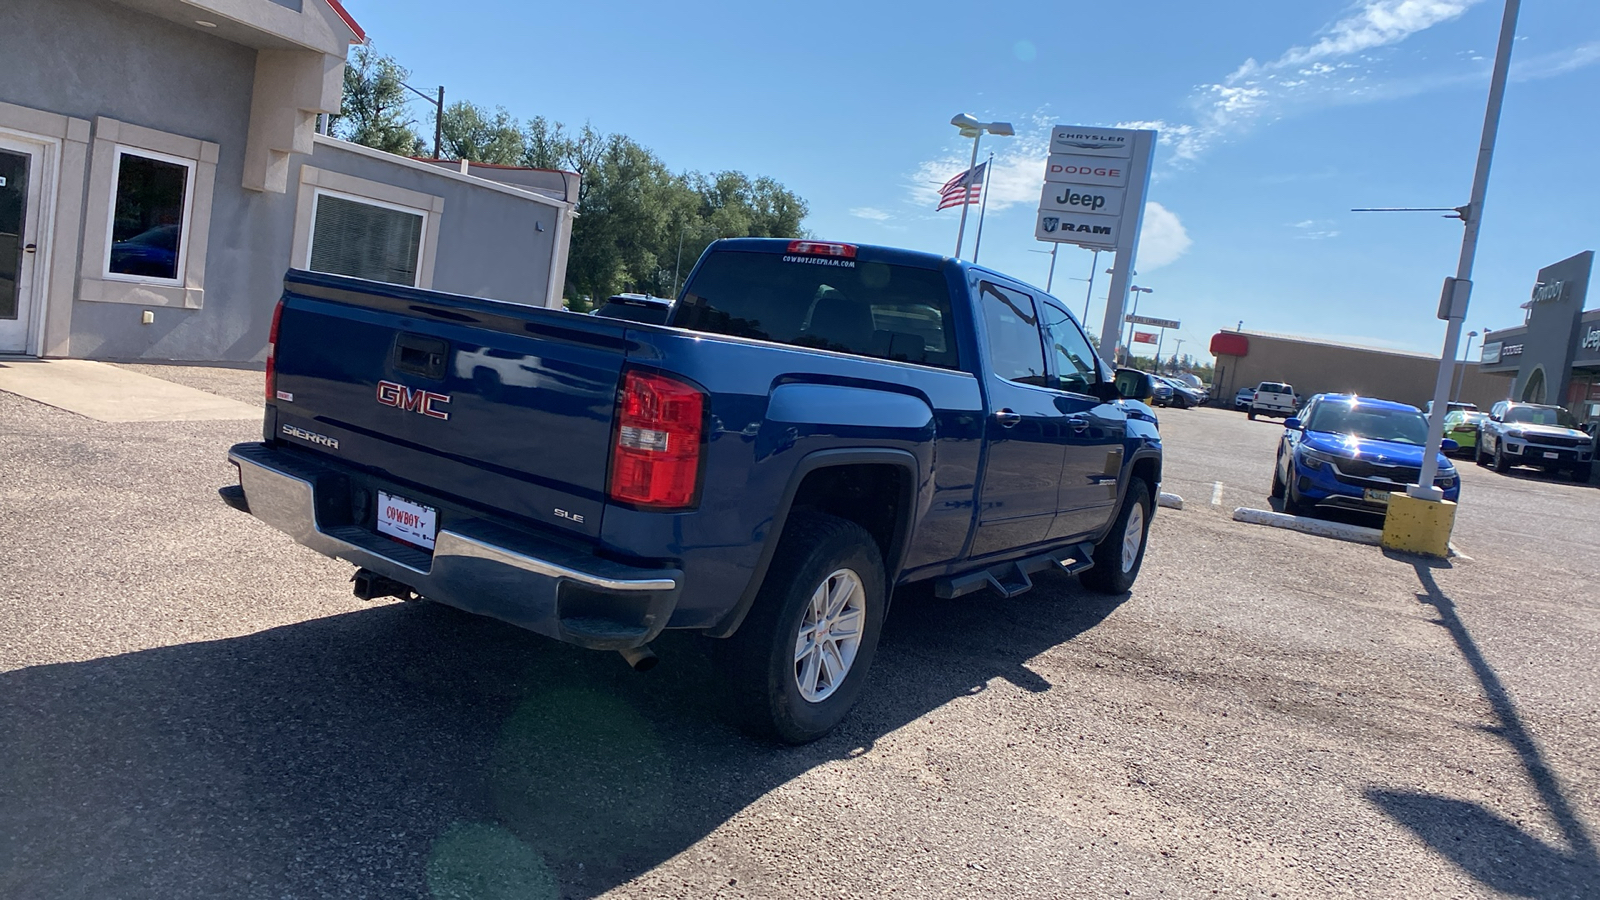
[1081,480,1152,595]
[722,513,886,744]
[1247,408,1257,421]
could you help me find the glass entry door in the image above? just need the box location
[0,138,42,355]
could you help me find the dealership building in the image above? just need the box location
[1,0,576,363]
[1211,250,1597,424]
[1477,251,1598,421]
[1209,331,1511,412]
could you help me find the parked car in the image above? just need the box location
[222,238,1163,743]
[1153,374,1204,409]
[1233,387,1255,410]
[1147,376,1174,407]
[592,293,674,324]
[1442,409,1489,455]
[1249,382,1297,420]
[1271,394,1460,517]
[1425,400,1478,417]
[1476,401,1594,481]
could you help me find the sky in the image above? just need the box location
[342,0,1599,364]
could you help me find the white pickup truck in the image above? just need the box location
[1248,381,1298,420]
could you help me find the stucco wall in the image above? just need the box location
[3,0,566,363]
[1212,333,1514,411]
[310,142,562,309]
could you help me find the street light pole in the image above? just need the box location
[1412,0,1521,501]
[949,114,1012,259]
[1045,245,1058,292]
[1453,330,1479,403]
[1122,285,1152,365]
[401,81,445,158]
[1081,248,1100,323]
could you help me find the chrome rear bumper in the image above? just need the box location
[225,442,682,650]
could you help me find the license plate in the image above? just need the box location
[377,491,437,550]
[1543,451,1560,460]
[1362,488,1391,504]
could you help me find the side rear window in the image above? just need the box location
[979,282,1047,387]
[672,250,960,370]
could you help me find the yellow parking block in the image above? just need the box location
[1381,493,1456,558]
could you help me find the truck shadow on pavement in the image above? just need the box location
[0,574,1125,899]
[1364,562,1599,899]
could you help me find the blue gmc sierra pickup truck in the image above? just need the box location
[221,238,1162,742]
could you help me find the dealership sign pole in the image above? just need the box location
[1411,0,1520,503]
[1033,125,1156,358]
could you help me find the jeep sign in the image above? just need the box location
[1038,183,1125,217]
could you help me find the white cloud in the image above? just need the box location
[849,207,892,221]
[1144,0,1490,164]
[907,129,1052,215]
[1137,203,1192,269]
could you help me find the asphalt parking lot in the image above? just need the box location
[2,367,1596,899]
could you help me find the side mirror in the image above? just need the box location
[1113,368,1153,402]
[1441,438,1460,453]
[1284,417,1303,431]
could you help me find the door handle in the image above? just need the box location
[1067,414,1090,431]
[23,244,37,254]
[994,409,1022,428]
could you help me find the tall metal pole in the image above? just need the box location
[953,133,982,258]
[972,152,994,263]
[1413,0,1520,501]
[1081,248,1100,322]
[672,225,685,297]
[1045,245,1058,292]
[434,86,444,160]
[1453,331,1479,403]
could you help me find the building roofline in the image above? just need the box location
[322,0,366,43]
[312,135,571,210]
[1227,329,1442,360]
[411,157,579,178]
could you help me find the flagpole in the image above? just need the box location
[954,133,983,258]
[971,152,994,263]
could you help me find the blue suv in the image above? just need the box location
[1271,394,1460,516]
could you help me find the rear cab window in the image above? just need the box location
[671,247,961,370]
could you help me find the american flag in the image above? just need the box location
[937,162,987,210]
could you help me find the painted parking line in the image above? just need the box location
[1211,482,1224,506]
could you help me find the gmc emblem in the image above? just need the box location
[376,380,451,420]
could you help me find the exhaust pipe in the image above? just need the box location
[618,644,658,673]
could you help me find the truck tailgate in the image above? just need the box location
[269,271,625,539]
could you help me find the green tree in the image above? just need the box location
[332,45,421,155]
[440,102,524,164]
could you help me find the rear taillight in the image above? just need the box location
[786,240,857,259]
[265,299,285,402]
[609,370,706,510]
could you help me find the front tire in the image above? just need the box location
[1573,463,1593,483]
[722,513,886,744]
[1081,479,1152,595]
[1270,453,1286,499]
[1247,408,1258,421]
[1493,443,1510,473]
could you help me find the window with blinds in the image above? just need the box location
[309,193,424,286]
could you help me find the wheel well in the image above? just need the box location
[788,464,910,572]
[1131,456,1160,491]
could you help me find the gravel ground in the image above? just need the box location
[0,376,1595,899]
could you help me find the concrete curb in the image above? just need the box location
[1158,492,1184,510]
[1231,507,1471,559]
[1232,507,1382,545]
